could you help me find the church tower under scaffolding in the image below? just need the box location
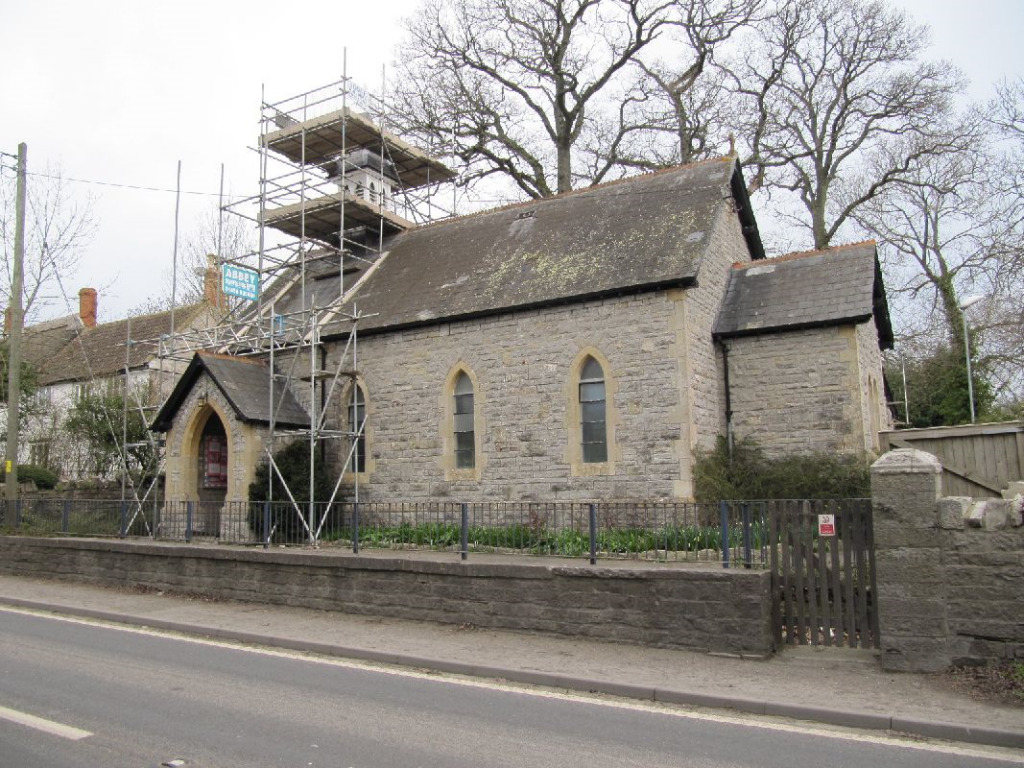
[150,78,456,544]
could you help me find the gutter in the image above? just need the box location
[321,276,700,342]
[720,340,734,456]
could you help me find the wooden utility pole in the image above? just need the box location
[5,143,26,506]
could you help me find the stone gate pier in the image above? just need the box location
[871,448,1024,672]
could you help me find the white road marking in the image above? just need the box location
[2,605,1022,763]
[0,703,92,741]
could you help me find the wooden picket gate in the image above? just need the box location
[768,499,880,649]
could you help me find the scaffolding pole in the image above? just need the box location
[146,75,454,546]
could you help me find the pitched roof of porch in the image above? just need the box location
[151,352,311,432]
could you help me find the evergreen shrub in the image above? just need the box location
[2,464,59,490]
[248,441,339,543]
[693,436,870,502]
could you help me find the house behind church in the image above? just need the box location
[14,284,221,481]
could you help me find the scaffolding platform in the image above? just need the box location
[261,107,456,189]
[260,190,414,240]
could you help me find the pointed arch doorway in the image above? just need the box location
[186,405,230,535]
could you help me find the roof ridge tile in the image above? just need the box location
[734,240,876,269]
[408,155,738,233]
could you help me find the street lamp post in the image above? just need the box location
[959,295,984,424]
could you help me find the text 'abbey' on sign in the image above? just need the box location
[222,264,260,301]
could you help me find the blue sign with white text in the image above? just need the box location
[222,264,260,301]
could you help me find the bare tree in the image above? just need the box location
[981,78,1024,404]
[991,78,1024,142]
[127,203,254,317]
[0,162,96,322]
[987,78,1024,246]
[581,0,764,176]
[726,0,965,249]
[855,116,1024,405]
[390,0,760,199]
[854,126,986,343]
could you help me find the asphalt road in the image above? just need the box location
[0,608,1020,768]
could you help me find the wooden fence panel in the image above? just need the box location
[816,508,831,646]
[842,505,856,645]
[829,500,844,646]
[853,508,869,647]
[880,422,1024,498]
[780,501,795,644]
[803,503,818,645]
[770,510,782,643]
[865,502,880,648]
[793,503,807,644]
[770,499,877,649]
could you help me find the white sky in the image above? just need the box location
[1,0,1021,322]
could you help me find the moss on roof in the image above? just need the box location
[30,303,211,386]
[252,157,759,337]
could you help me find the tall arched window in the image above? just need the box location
[348,385,366,473]
[453,372,475,469]
[200,414,229,489]
[579,357,607,463]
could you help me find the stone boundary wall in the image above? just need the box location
[871,449,1024,672]
[0,537,773,656]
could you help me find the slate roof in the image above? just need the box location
[151,352,311,432]
[32,303,211,387]
[20,315,79,375]
[713,242,894,348]
[261,156,763,336]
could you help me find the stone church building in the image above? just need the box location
[152,156,893,507]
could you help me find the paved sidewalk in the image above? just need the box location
[0,574,1021,749]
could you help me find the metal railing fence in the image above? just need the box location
[0,497,152,538]
[151,499,770,564]
[0,498,867,566]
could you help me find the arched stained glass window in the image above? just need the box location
[453,372,475,469]
[200,415,228,489]
[579,357,607,463]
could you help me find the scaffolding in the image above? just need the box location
[148,74,457,545]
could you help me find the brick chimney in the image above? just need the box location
[79,287,98,328]
[203,254,225,311]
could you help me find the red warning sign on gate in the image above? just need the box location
[818,514,836,536]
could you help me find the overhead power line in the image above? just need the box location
[0,163,245,200]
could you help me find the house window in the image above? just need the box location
[201,420,228,489]
[453,372,475,469]
[29,440,51,469]
[579,356,607,463]
[348,385,366,473]
[32,388,52,409]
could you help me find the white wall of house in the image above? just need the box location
[20,368,156,481]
